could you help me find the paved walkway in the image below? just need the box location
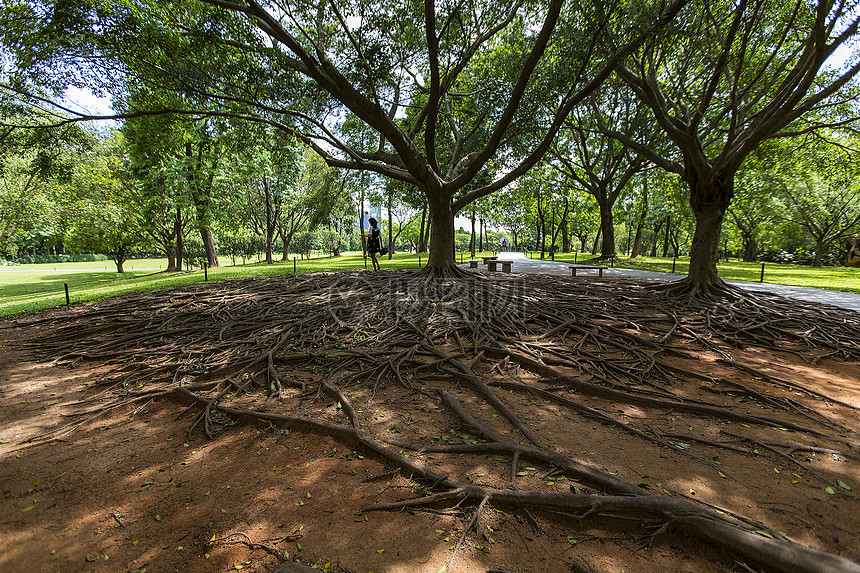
[460,251,860,312]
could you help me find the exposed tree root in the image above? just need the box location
[14,271,860,572]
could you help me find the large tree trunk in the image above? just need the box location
[686,175,734,287]
[742,234,757,262]
[427,196,457,270]
[388,202,393,259]
[561,211,570,253]
[186,142,219,268]
[113,245,127,273]
[418,205,427,253]
[265,183,274,265]
[470,211,476,256]
[812,240,825,267]
[649,219,663,257]
[359,188,367,257]
[631,188,648,258]
[200,226,219,268]
[598,200,615,258]
[846,240,860,267]
[281,233,290,260]
[172,207,184,272]
[687,204,723,285]
[166,247,176,273]
[591,227,601,255]
[662,215,671,258]
[536,188,545,259]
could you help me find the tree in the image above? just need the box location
[495,183,531,251]
[777,140,860,266]
[121,89,235,271]
[629,174,650,258]
[122,98,190,272]
[3,0,686,273]
[66,131,146,272]
[237,128,301,264]
[0,113,92,258]
[552,86,651,259]
[566,192,600,253]
[292,231,316,260]
[729,147,782,262]
[609,0,860,295]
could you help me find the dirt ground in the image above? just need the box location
[1,279,859,573]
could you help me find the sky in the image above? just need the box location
[62,85,114,116]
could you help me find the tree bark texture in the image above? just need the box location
[174,207,184,272]
[470,211,476,256]
[418,205,427,253]
[388,203,393,259]
[591,227,601,255]
[599,199,615,258]
[631,186,648,258]
[662,215,671,258]
[427,197,457,269]
[686,173,734,286]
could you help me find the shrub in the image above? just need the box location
[292,232,316,259]
[219,235,248,265]
[758,249,794,263]
[13,253,110,264]
[319,230,341,256]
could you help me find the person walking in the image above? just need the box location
[364,217,382,270]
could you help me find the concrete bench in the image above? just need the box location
[481,256,498,264]
[570,265,604,277]
[469,260,480,268]
[488,260,513,273]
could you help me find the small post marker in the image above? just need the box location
[294,259,297,273]
[672,258,677,273]
[64,282,70,306]
[760,262,765,283]
[204,266,208,281]
[418,256,421,268]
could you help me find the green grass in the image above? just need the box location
[4,250,857,318]
[550,252,860,294]
[0,251,437,318]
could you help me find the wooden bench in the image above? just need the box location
[469,260,480,268]
[569,265,604,277]
[488,260,513,273]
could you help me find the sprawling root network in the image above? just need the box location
[18,270,860,572]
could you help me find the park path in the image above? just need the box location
[460,251,860,312]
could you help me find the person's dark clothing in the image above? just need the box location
[368,227,381,254]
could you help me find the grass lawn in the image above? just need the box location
[550,252,860,294]
[0,251,440,318]
[4,250,857,318]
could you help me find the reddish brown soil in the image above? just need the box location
[1,307,858,573]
